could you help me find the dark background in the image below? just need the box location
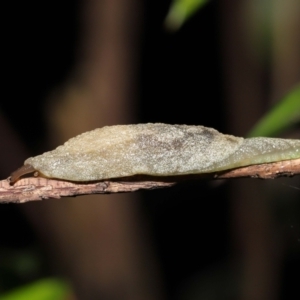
[0,1,299,299]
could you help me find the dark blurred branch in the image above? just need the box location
[1,158,299,203]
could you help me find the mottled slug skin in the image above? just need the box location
[25,124,242,181]
[24,123,300,181]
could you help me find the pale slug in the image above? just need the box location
[9,123,300,183]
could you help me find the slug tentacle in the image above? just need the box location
[9,164,37,184]
[9,124,300,183]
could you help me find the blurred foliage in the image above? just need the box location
[0,247,45,292]
[0,248,73,299]
[248,84,300,137]
[0,278,71,300]
[165,0,209,30]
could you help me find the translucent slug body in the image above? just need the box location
[10,123,300,183]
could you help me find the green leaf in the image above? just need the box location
[248,84,300,137]
[165,0,209,31]
[0,278,71,300]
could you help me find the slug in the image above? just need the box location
[9,123,300,184]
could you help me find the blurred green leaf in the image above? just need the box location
[0,278,71,300]
[165,0,209,31]
[248,84,300,137]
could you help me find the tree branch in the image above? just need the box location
[1,158,300,204]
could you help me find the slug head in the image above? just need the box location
[9,164,39,185]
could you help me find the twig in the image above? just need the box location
[1,158,300,204]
